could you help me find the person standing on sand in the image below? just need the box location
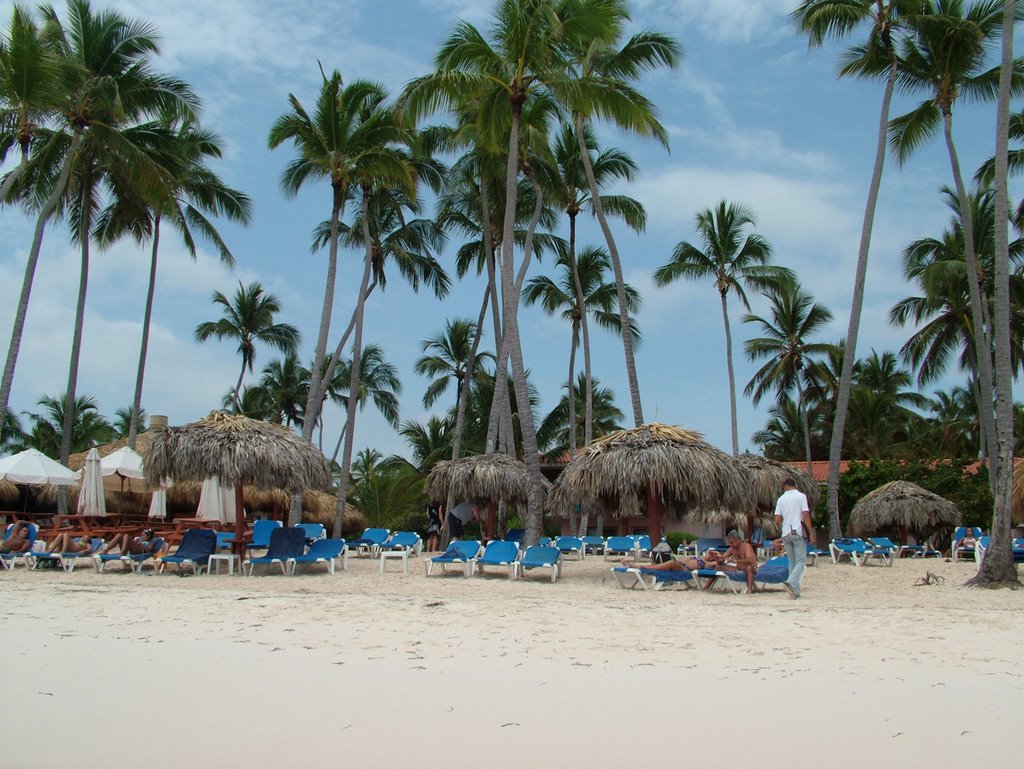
[447,501,479,540]
[425,501,442,552]
[775,478,813,599]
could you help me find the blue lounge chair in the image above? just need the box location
[51,538,105,573]
[694,556,790,594]
[244,527,307,575]
[553,536,584,560]
[0,523,38,570]
[297,523,325,542]
[471,540,519,579]
[288,538,347,575]
[425,540,481,577]
[829,537,871,565]
[635,535,653,559]
[347,527,391,557]
[695,537,727,556]
[603,536,638,561]
[582,535,605,555]
[975,536,1024,564]
[865,537,898,567]
[93,536,168,573]
[611,565,694,591]
[505,528,525,544]
[516,545,561,582]
[952,527,982,561]
[245,519,283,551]
[215,531,235,551]
[158,529,218,575]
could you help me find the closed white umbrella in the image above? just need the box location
[148,489,167,519]
[99,447,147,493]
[0,448,77,486]
[76,447,106,516]
[197,476,228,523]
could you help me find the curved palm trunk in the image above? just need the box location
[943,110,998,486]
[0,145,29,204]
[485,250,506,450]
[231,358,247,412]
[127,216,161,449]
[59,171,95,512]
[575,114,643,426]
[0,131,80,432]
[567,324,579,452]
[825,53,898,540]
[970,0,1018,587]
[452,290,489,464]
[720,291,739,456]
[332,199,375,537]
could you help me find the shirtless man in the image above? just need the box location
[1,523,32,554]
[704,530,758,592]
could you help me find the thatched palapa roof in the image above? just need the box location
[426,452,545,507]
[848,480,961,534]
[737,453,819,512]
[0,478,19,505]
[547,423,751,520]
[144,411,331,492]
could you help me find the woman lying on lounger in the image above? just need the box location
[100,529,164,556]
[619,555,707,571]
[46,532,100,555]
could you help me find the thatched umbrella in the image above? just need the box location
[547,423,751,542]
[426,453,541,538]
[144,411,332,552]
[848,480,961,537]
[729,454,820,538]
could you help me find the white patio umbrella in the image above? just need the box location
[76,448,107,516]
[148,489,167,519]
[196,477,237,524]
[0,448,76,486]
[99,447,147,493]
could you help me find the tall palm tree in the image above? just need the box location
[194,281,300,410]
[112,405,145,438]
[540,121,643,445]
[753,395,826,462]
[744,284,834,473]
[921,385,978,457]
[524,243,640,452]
[257,352,307,428]
[557,1,680,427]
[324,343,402,465]
[889,0,1024,482]
[844,350,929,457]
[793,0,927,540]
[654,201,791,456]
[24,393,112,458]
[98,116,252,448]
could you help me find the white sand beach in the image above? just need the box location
[2,554,1022,768]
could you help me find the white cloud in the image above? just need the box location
[636,0,794,44]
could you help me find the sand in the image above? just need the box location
[1,552,1022,767]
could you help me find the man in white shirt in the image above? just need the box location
[774,478,814,599]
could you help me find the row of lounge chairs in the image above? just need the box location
[426,539,562,581]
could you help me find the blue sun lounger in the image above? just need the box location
[611,565,694,591]
[347,527,391,557]
[425,540,481,577]
[865,537,898,566]
[245,519,283,552]
[829,537,871,565]
[951,527,983,561]
[288,538,347,574]
[0,523,39,570]
[93,537,167,573]
[471,540,519,579]
[515,545,561,582]
[159,529,218,575]
[604,536,638,561]
[244,527,306,575]
[34,538,106,573]
[582,535,605,555]
[553,536,584,560]
[694,556,790,594]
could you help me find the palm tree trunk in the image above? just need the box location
[719,291,739,456]
[301,187,344,442]
[942,110,999,484]
[567,324,579,453]
[0,130,80,433]
[452,289,489,464]
[796,376,812,477]
[0,150,29,204]
[485,251,506,451]
[970,0,1018,587]
[825,52,898,540]
[332,199,375,537]
[58,171,95,512]
[128,216,161,449]
[575,114,643,426]
[231,360,246,412]
[567,209,593,446]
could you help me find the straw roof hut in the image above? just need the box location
[426,453,537,507]
[848,480,961,535]
[712,453,821,533]
[0,478,20,506]
[548,423,751,540]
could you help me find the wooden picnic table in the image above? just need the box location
[39,514,140,540]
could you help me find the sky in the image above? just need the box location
[0,0,1014,463]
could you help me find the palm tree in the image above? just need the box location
[889,0,1024,481]
[257,352,307,428]
[395,416,454,475]
[845,350,929,457]
[194,281,300,410]
[537,374,624,455]
[323,343,402,465]
[415,318,495,411]
[557,2,680,427]
[540,121,644,445]
[792,0,927,541]
[1,411,26,453]
[753,395,826,461]
[654,201,791,456]
[524,243,640,452]
[98,116,252,448]
[112,405,145,438]
[744,284,834,473]
[24,393,112,457]
[0,0,196,458]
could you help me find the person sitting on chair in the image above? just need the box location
[100,528,165,556]
[703,530,758,592]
